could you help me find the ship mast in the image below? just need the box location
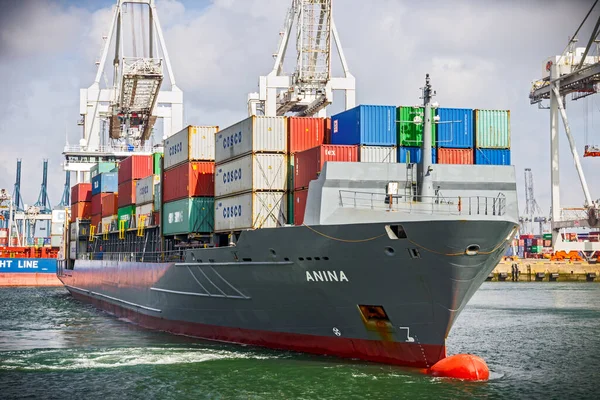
[419,74,435,203]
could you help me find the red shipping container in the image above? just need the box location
[101,193,119,217]
[294,145,358,190]
[288,117,326,154]
[118,155,153,184]
[91,214,101,233]
[91,193,110,216]
[324,118,332,144]
[118,180,137,208]
[437,148,473,164]
[71,202,92,222]
[294,189,309,225]
[152,211,160,226]
[71,183,92,204]
[0,237,7,246]
[162,161,215,203]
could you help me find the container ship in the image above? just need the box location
[0,183,65,286]
[53,0,517,380]
[58,92,518,376]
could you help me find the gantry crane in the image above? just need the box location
[247,0,355,117]
[519,168,547,236]
[64,0,183,183]
[529,0,600,252]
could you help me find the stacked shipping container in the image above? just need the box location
[70,183,92,223]
[331,105,397,163]
[474,109,511,165]
[91,172,118,233]
[162,125,218,236]
[214,116,288,232]
[397,106,436,164]
[135,174,160,228]
[117,155,153,230]
[287,117,327,222]
[436,108,474,165]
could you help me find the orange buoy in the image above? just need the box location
[428,354,489,381]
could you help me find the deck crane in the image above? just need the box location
[529,0,600,252]
[247,0,355,117]
[65,0,183,183]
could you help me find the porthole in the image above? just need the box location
[385,247,395,256]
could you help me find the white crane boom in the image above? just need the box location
[248,0,355,117]
[64,0,183,183]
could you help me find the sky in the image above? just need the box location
[0,0,598,222]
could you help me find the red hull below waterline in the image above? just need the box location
[0,273,63,287]
[69,290,447,369]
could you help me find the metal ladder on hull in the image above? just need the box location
[405,163,416,201]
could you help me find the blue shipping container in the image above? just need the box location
[331,105,397,146]
[397,147,437,164]
[91,172,118,195]
[436,108,474,148]
[475,148,511,165]
[0,258,57,273]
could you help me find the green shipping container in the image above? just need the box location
[153,153,163,175]
[397,106,435,147]
[162,197,214,236]
[90,162,117,178]
[530,245,543,254]
[117,205,135,230]
[542,233,552,240]
[474,109,510,149]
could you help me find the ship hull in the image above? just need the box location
[1,258,62,286]
[59,219,515,368]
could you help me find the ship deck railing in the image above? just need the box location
[75,249,188,263]
[338,190,506,216]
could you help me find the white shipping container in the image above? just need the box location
[359,146,397,163]
[135,174,160,205]
[102,215,117,232]
[135,203,154,227]
[51,235,62,248]
[214,154,287,198]
[215,116,287,164]
[214,192,288,232]
[69,240,77,260]
[164,125,218,169]
[51,222,65,236]
[52,209,66,223]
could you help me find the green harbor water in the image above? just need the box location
[1,283,598,399]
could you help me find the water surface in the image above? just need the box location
[1,283,598,399]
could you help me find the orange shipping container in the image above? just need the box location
[71,183,92,204]
[102,193,119,217]
[437,148,473,165]
[118,180,137,208]
[288,117,326,154]
[294,189,309,225]
[294,144,359,190]
[162,161,215,203]
[118,155,153,185]
[91,193,109,216]
[324,118,332,144]
[91,214,102,232]
[71,202,92,222]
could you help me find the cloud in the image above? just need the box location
[0,0,597,229]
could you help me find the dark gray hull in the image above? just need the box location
[59,218,516,367]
